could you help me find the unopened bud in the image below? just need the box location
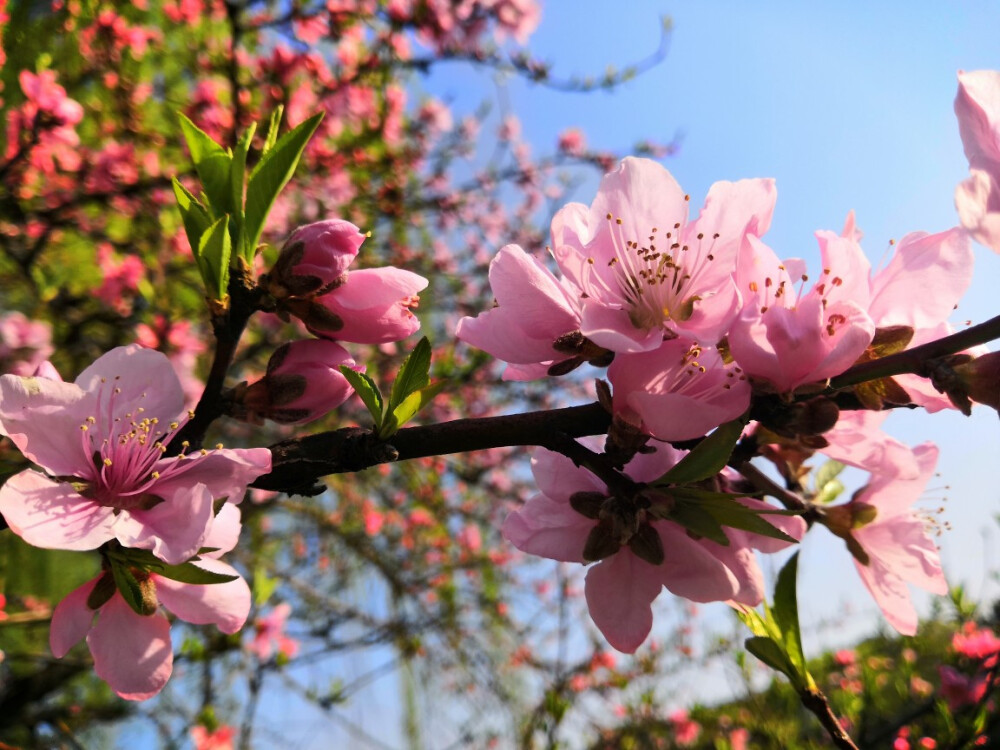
[951,351,1000,413]
[267,220,366,298]
[239,340,362,425]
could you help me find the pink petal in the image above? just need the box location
[821,410,920,478]
[856,442,938,519]
[656,524,739,602]
[152,447,272,506]
[955,70,1000,171]
[88,594,173,700]
[584,551,664,653]
[853,557,918,635]
[727,497,806,553]
[74,345,186,433]
[0,374,92,476]
[331,267,428,310]
[530,447,604,502]
[157,559,251,634]
[698,542,765,606]
[868,228,974,328]
[202,502,242,558]
[579,303,662,353]
[50,577,99,657]
[955,169,1000,253]
[0,471,116,551]
[501,493,592,563]
[855,515,948,596]
[118,483,214,564]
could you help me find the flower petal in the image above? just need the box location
[119,483,214,565]
[157,558,251,634]
[50,577,99,658]
[502,493,592,563]
[87,594,173,700]
[584,551,663,653]
[0,471,116,551]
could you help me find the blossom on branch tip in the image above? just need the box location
[268,219,367,298]
[0,345,271,564]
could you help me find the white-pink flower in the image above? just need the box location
[0,345,271,564]
[551,157,776,351]
[954,69,1000,253]
[49,504,251,700]
[826,442,948,635]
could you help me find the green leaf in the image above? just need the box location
[230,122,256,259]
[253,567,279,607]
[172,178,213,254]
[653,414,747,486]
[245,112,323,254]
[772,552,808,681]
[177,113,233,216]
[380,380,446,439]
[745,636,797,678]
[667,501,729,545]
[262,106,284,156]
[387,337,432,414]
[671,489,798,545]
[155,561,239,585]
[814,459,846,505]
[197,215,232,300]
[111,563,147,617]
[340,366,384,429]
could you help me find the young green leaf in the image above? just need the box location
[262,105,285,156]
[339,366,384,429]
[173,178,213,255]
[177,113,233,216]
[670,489,799,545]
[229,122,256,259]
[380,380,446,439]
[667,501,730,546]
[745,636,798,678]
[197,215,232,300]
[245,112,324,254]
[772,552,812,686]
[652,414,747,486]
[154,562,239,585]
[111,563,148,617]
[387,337,432,414]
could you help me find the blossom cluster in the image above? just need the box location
[456,70,1000,651]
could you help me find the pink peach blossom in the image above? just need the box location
[730,232,875,393]
[502,443,803,652]
[49,504,250,700]
[954,70,1000,253]
[551,157,776,351]
[608,336,751,441]
[0,345,271,564]
[831,443,948,635]
[247,602,300,661]
[310,266,427,344]
[455,244,582,379]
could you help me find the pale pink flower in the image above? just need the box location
[455,244,583,379]
[49,504,251,700]
[0,345,271,564]
[828,443,947,635]
[557,127,586,157]
[247,602,299,660]
[730,232,876,393]
[502,443,803,652]
[954,70,1000,253]
[821,410,920,479]
[270,219,367,297]
[608,336,751,441]
[551,157,776,351]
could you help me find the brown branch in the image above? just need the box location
[800,687,861,750]
[829,314,1000,390]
